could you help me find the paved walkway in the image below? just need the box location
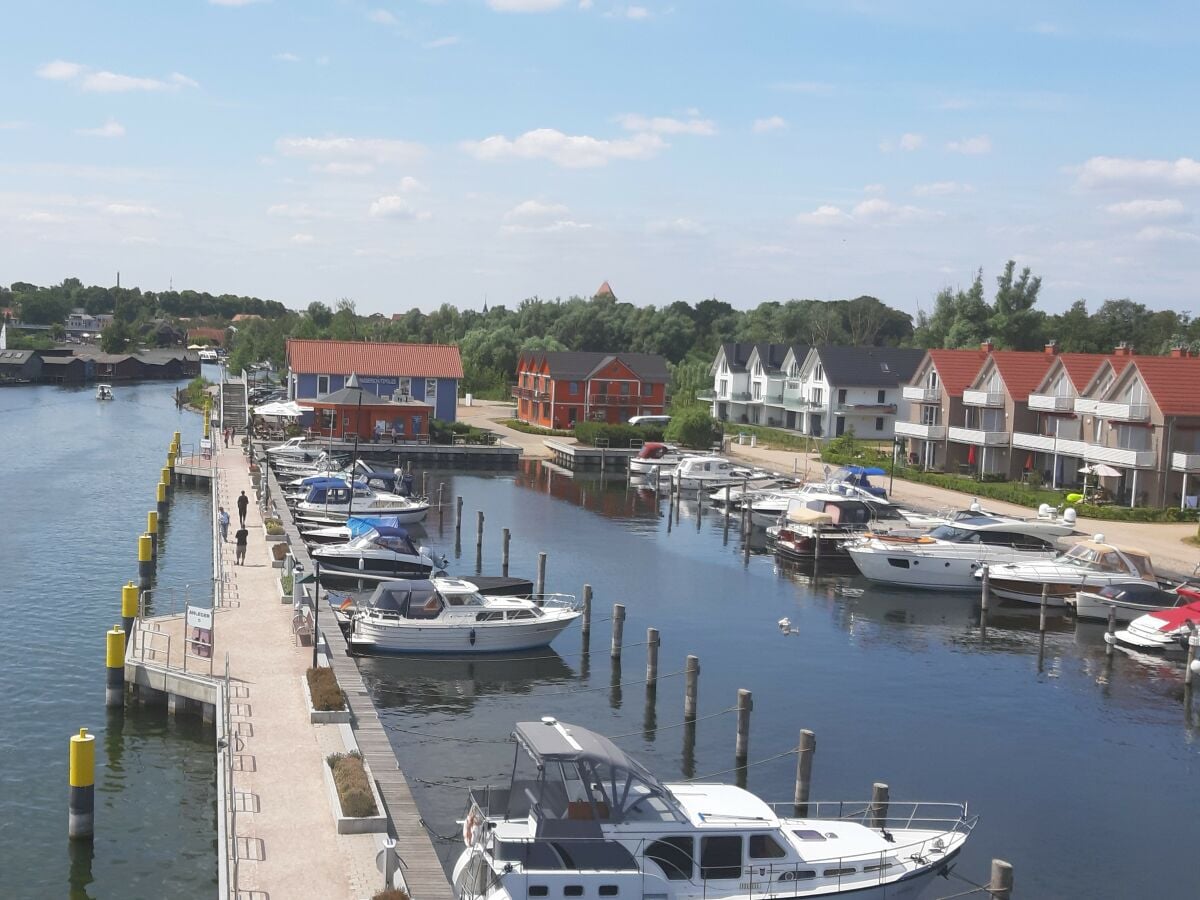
[723,441,1200,578]
[456,398,553,457]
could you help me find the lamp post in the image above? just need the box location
[889,437,900,497]
[346,372,363,519]
[305,564,321,670]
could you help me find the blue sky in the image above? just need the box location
[2,1,1198,318]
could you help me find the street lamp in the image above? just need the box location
[345,372,364,518]
[301,564,321,669]
[889,437,901,497]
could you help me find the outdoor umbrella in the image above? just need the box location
[1091,463,1122,478]
[967,445,976,466]
[254,400,312,417]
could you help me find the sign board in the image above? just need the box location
[186,605,214,658]
[200,437,213,459]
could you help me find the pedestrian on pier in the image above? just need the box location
[223,426,231,447]
[234,526,248,565]
[237,490,249,527]
[218,506,230,542]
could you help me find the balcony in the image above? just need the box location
[903,386,941,404]
[962,390,1005,408]
[590,393,642,406]
[1172,452,1200,473]
[512,386,548,401]
[1084,444,1156,469]
[895,421,947,441]
[1028,393,1074,412]
[1074,398,1150,421]
[763,391,784,405]
[730,391,752,402]
[696,389,716,401]
[1011,432,1088,456]
[837,403,898,415]
[948,426,1010,447]
[783,396,815,411]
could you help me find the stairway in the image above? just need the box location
[222,380,248,434]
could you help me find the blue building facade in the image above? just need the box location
[292,373,458,422]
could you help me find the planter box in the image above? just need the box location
[322,755,387,834]
[271,556,285,569]
[277,578,290,603]
[263,526,286,543]
[302,674,351,725]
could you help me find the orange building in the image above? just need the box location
[514,351,670,429]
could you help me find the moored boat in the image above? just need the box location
[765,494,910,562]
[311,524,446,579]
[1109,600,1200,654]
[294,477,429,525]
[1072,582,1200,622]
[671,455,767,491]
[978,535,1160,607]
[628,442,688,476]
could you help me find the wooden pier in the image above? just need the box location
[544,438,640,470]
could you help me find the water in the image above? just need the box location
[371,463,1200,899]
[0,380,217,898]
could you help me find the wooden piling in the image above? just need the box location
[1039,583,1049,632]
[990,859,1014,900]
[1105,605,1117,657]
[422,471,429,499]
[475,510,485,553]
[581,584,592,642]
[734,688,752,763]
[438,483,445,525]
[868,782,889,830]
[980,564,990,614]
[611,603,625,660]
[455,495,463,537]
[645,627,660,687]
[684,655,699,721]
[794,729,815,816]
[501,527,511,577]
[723,484,731,542]
[1185,625,1198,688]
[535,551,547,597]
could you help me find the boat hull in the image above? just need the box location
[1072,591,1165,622]
[350,613,578,654]
[311,554,432,579]
[296,502,429,525]
[849,547,1057,592]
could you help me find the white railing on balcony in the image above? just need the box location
[1074,398,1150,421]
[948,426,1010,446]
[1171,451,1200,473]
[902,385,941,403]
[894,421,947,440]
[1027,393,1074,412]
[962,389,1005,408]
[1084,443,1156,468]
[1011,432,1088,456]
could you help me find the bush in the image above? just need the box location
[373,890,411,900]
[264,518,284,535]
[308,667,346,711]
[271,542,289,561]
[183,376,212,409]
[429,419,492,445]
[664,407,722,450]
[501,419,574,437]
[280,573,293,595]
[573,421,665,448]
[327,751,378,818]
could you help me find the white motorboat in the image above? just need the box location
[746,481,906,530]
[628,442,689,477]
[977,535,1160,607]
[197,348,219,362]
[1109,600,1200,654]
[452,717,974,900]
[285,467,414,505]
[294,478,430,525]
[273,451,355,477]
[264,436,326,460]
[95,383,114,400]
[345,578,580,653]
[671,455,767,491]
[846,516,1074,591]
[311,524,446,579]
[1071,582,1200,622]
[765,494,912,562]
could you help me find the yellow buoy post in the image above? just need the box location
[137,533,154,590]
[147,510,159,561]
[161,466,172,501]
[121,581,139,637]
[156,481,168,520]
[106,626,125,708]
[68,728,96,840]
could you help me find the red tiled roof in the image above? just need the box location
[286,339,464,379]
[1127,357,1200,416]
[987,351,1056,402]
[595,281,615,298]
[926,349,989,396]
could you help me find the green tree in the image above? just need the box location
[101,320,131,353]
[665,406,721,449]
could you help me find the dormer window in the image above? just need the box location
[814,364,824,382]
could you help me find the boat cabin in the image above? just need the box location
[349,525,421,556]
[786,496,904,528]
[924,516,1063,550]
[1060,538,1156,581]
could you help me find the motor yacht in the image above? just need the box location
[264,436,325,460]
[765,494,910,562]
[294,478,430,525]
[1071,581,1200,622]
[344,578,580,654]
[671,456,768,491]
[977,535,1160,607]
[95,383,114,400]
[1108,600,1200,654]
[846,516,1074,591]
[628,442,688,477]
[311,524,447,579]
[452,717,974,900]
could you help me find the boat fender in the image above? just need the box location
[469,628,477,646]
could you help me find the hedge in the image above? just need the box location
[327,751,378,818]
[500,419,574,437]
[307,667,346,711]
[429,419,492,445]
[573,422,665,448]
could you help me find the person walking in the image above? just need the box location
[218,506,230,542]
[234,525,248,565]
[237,490,249,527]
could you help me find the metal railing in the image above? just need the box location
[217,653,238,898]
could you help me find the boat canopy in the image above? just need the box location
[841,465,887,476]
[637,442,670,460]
[364,580,442,617]
[1063,541,1156,580]
[347,515,402,538]
[786,507,835,526]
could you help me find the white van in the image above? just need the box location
[628,414,671,427]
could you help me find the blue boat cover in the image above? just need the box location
[347,515,403,538]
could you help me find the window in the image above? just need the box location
[719,379,728,398]
[396,377,412,399]
[317,374,330,395]
[568,407,578,424]
[748,835,786,859]
[792,830,828,842]
[564,888,583,897]
[700,836,742,880]
[878,389,886,403]
[814,364,824,382]
[753,383,762,400]
[921,405,940,426]
[596,381,608,395]
[426,378,438,404]
[529,888,548,898]
[642,382,653,397]
[875,417,885,431]
[811,388,823,405]
[620,382,630,396]
[569,381,580,395]
[835,417,846,437]
[646,838,693,880]
[598,888,619,897]
[838,389,847,404]
[411,416,421,434]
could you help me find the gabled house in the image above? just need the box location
[0,349,43,383]
[896,345,991,470]
[795,346,925,440]
[513,351,669,429]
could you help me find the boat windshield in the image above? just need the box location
[1062,544,1128,573]
[927,525,980,543]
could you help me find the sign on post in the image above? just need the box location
[186,605,214,660]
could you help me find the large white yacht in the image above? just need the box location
[846,516,1075,591]
[294,478,430,525]
[977,535,1160,607]
[452,717,974,900]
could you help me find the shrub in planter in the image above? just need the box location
[307,667,346,711]
[264,518,284,536]
[374,890,411,900]
[327,751,378,818]
[271,542,289,561]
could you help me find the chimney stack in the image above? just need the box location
[1170,345,1186,358]
[1113,342,1132,357]
[1044,340,1059,356]
[980,339,995,353]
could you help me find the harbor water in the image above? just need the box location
[0,381,216,898]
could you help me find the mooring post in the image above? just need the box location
[684,654,700,720]
[422,471,429,499]
[646,627,660,687]
[1106,605,1117,657]
[990,859,1014,900]
[979,564,990,628]
[794,729,815,816]
[1186,624,1199,688]
[138,533,154,590]
[723,484,731,542]
[611,603,625,659]
[147,510,159,561]
[535,551,547,597]
[105,625,125,708]
[581,584,592,642]
[869,782,890,830]
[156,481,168,520]
[121,581,138,638]
[1039,583,1050,632]
[161,466,172,501]
[438,483,445,525]
[735,688,753,764]
[501,528,511,577]
[68,728,95,840]
[455,496,463,538]
[476,510,485,554]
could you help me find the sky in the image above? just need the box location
[1,1,1199,319]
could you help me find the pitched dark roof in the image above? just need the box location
[812,346,926,387]
[526,351,670,382]
[751,342,793,374]
[717,342,756,373]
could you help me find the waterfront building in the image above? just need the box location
[186,327,227,347]
[38,354,89,383]
[896,345,992,472]
[305,377,433,442]
[64,308,114,338]
[286,339,463,422]
[0,348,43,384]
[705,342,797,425]
[73,348,201,381]
[513,350,669,429]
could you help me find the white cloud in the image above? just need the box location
[1077,156,1200,190]
[398,176,427,193]
[424,35,460,48]
[273,52,301,62]
[170,72,200,89]
[502,219,590,235]
[21,211,71,224]
[462,128,664,168]
[647,217,708,236]
[752,115,786,133]
[946,135,992,155]
[913,181,975,196]
[1104,198,1187,221]
[622,5,650,18]
[617,113,715,136]
[104,203,159,217]
[798,199,932,225]
[276,136,427,174]
[290,233,316,244]
[1135,226,1200,244]
[487,0,565,11]
[862,184,885,195]
[579,0,593,7]
[37,60,83,81]
[369,195,430,220]
[796,205,850,225]
[506,200,571,220]
[880,132,924,152]
[77,119,125,138]
[367,8,398,25]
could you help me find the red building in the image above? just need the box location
[305,378,433,442]
[514,351,670,429]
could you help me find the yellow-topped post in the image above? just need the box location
[203,396,211,439]
[167,449,176,472]
[138,533,154,589]
[147,510,159,561]
[106,626,126,708]
[121,581,138,637]
[68,728,96,839]
[156,480,168,521]
[161,465,173,501]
